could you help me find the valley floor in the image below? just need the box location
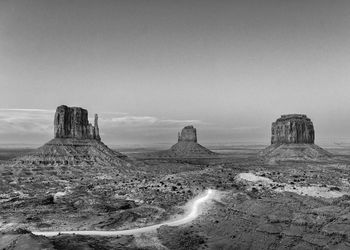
[1,145,350,249]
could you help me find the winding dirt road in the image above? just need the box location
[33,189,215,237]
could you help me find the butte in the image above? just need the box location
[17,105,128,167]
[157,125,216,158]
[259,114,332,162]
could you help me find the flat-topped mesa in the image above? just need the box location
[271,114,314,144]
[178,125,197,143]
[54,105,100,141]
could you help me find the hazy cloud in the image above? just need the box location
[0,109,54,135]
[107,116,202,127]
[110,116,158,125]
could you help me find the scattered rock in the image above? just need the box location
[282,225,306,237]
[157,225,205,250]
[0,231,55,250]
[40,195,55,205]
[50,234,134,250]
[322,222,350,237]
[302,233,329,247]
[256,223,282,234]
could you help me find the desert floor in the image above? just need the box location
[1,145,350,249]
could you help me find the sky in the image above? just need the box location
[1,0,350,147]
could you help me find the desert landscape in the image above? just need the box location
[1,1,350,249]
[1,107,350,249]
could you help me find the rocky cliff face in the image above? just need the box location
[17,105,129,165]
[271,114,314,144]
[260,114,331,162]
[178,125,197,143]
[54,105,100,140]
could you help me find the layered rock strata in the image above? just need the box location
[156,125,216,157]
[54,105,100,140]
[260,114,331,162]
[16,105,128,166]
[271,114,314,144]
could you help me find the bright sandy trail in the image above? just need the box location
[32,189,215,237]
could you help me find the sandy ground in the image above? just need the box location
[236,172,348,198]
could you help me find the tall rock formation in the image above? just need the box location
[54,105,100,141]
[178,125,197,142]
[154,125,216,157]
[260,114,331,162]
[17,105,128,165]
[94,114,101,141]
[271,114,314,144]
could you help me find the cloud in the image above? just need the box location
[160,119,203,125]
[110,116,158,124]
[0,109,55,112]
[104,115,202,127]
[0,109,54,135]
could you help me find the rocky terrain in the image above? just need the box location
[260,114,332,162]
[16,138,127,165]
[1,110,350,249]
[0,107,216,249]
[2,145,350,249]
[1,143,350,249]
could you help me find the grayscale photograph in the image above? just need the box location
[1,0,350,249]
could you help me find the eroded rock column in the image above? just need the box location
[54,105,101,140]
[271,114,315,144]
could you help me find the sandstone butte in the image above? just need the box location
[158,125,216,157]
[16,105,127,166]
[178,125,198,143]
[54,105,101,141]
[271,114,314,144]
[260,114,332,162]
